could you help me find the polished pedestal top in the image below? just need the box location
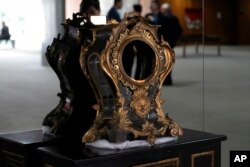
[0,130,67,148]
[37,129,227,166]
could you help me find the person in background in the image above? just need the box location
[145,0,160,25]
[159,3,182,49]
[133,4,142,15]
[0,22,11,41]
[80,0,100,18]
[159,3,183,85]
[107,0,123,22]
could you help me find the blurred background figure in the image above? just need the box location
[159,3,182,86]
[107,0,123,22]
[145,1,182,85]
[159,3,182,48]
[0,21,11,41]
[80,0,100,18]
[145,0,160,25]
[133,4,142,15]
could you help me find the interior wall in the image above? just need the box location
[140,0,150,16]
[64,0,250,44]
[159,0,202,33]
[237,0,250,44]
[160,0,233,42]
[65,0,81,19]
[204,0,237,44]
[158,0,250,44]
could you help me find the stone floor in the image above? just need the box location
[0,45,250,167]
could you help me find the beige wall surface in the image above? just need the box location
[65,0,82,19]
[140,0,151,16]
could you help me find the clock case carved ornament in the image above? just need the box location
[80,13,182,145]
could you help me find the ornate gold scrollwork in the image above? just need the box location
[81,13,182,145]
[130,87,151,118]
[82,104,108,143]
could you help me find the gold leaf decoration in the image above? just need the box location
[142,121,154,132]
[117,92,125,106]
[118,109,132,130]
[130,88,151,118]
[82,127,96,143]
[155,91,170,126]
[80,13,182,145]
[82,104,103,143]
[142,121,156,145]
[169,121,183,137]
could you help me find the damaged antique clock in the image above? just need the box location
[43,12,182,146]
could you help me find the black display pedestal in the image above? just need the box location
[0,129,226,167]
[0,130,65,167]
[37,129,226,167]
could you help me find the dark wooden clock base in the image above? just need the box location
[0,129,226,167]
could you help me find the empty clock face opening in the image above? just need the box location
[122,40,156,81]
